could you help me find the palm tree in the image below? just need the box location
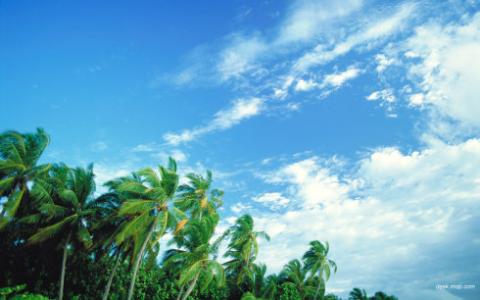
[110,158,179,300]
[164,214,225,300]
[0,128,50,229]
[370,291,398,300]
[349,288,368,300]
[224,214,270,290]
[87,191,130,300]
[279,259,315,299]
[175,170,223,220]
[262,274,280,299]
[25,164,98,300]
[302,241,337,300]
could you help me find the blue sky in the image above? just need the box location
[1,0,480,299]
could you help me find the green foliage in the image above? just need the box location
[0,284,48,300]
[278,283,302,300]
[0,129,398,300]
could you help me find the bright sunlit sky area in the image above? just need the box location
[1,0,480,299]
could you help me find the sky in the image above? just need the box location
[1,0,480,299]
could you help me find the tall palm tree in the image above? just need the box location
[349,288,368,300]
[164,214,225,300]
[175,170,223,220]
[88,191,129,300]
[0,128,50,229]
[25,163,98,300]
[110,158,179,300]
[224,214,270,289]
[302,241,337,300]
[280,259,315,299]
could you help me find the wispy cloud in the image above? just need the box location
[293,2,417,72]
[163,97,264,145]
[322,67,361,88]
[217,34,268,81]
[276,0,365,44]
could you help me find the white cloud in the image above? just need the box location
[164,97,264,145]
[265,157,349,208]
[93,164,131,195]
[404,12,480,131]
[375,54,395,73]
[131,143,156,152]
[231,202,252,214]
[294,78,318,91]
[217,35,267,81]
[152,149,188,163]
[408,93,425,106]
[366,89,396,103]
[249,139,480,298]
[322,67,361,88]
[273,76,295,99]
[213,97,264,129]
[277,0,364,44]
[294,2,416,72]
[252,192,290,210]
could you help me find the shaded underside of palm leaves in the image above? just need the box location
[349,287,368,300]
[0,128,50,229]
[25,163,98,249]
[23,163,99,300]
[279,259,317,299]
[175,170,224,219]
[164,215,225,300]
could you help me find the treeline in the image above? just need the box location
[0,129,397,300]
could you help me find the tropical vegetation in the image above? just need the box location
[0,129,397,299]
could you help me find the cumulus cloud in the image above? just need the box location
[164,97,264,145]
[249,139,480,299]
[404,12,480,131]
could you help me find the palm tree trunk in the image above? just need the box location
[59,232,71,300]
[176,284,186,300]
[180,272,199,300]
[102,252,122,300]
[126,221,156,300]
[314,280,324,300]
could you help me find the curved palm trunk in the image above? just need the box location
[102,252,122,300]
[175,284,186,300]
[126,221,156,300]
[59,232,71,300]
[314,279,324,300]
[180,272,199,300]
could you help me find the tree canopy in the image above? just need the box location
[0,129,397,300]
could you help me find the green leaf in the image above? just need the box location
[27,214,76,244]
[118,200,156,215]
[3,188,25,218]
[77,225,93,249]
